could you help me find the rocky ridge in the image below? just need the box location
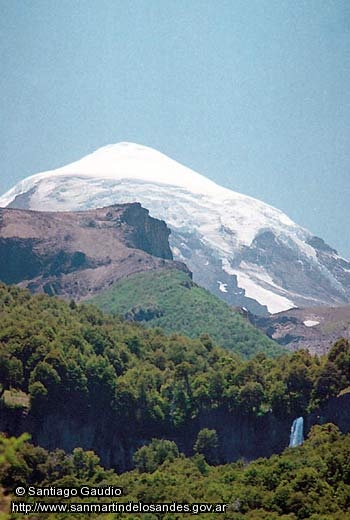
[0,203,190,300]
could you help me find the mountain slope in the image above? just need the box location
[251,304,350,355]
[2,281,350,473]
[0,203,189,301]
[90,269,283,358]
[2,142,350,314]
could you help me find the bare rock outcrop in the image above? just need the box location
[0,203,190,300]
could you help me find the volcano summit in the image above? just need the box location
[1,142,350,314]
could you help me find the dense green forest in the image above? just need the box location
[1,283,350,518]
[2,423,350,519]
[1,282,350,431]
[89,269,283,358]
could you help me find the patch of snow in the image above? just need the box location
[303,320,320,327]
[217,281,228,293]
[222,258,236,276]
[233,269,296,314]
[222,258,296,313]
[171,246,182,257]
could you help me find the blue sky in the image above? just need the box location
[1,0,350,257]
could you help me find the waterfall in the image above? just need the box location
[289,417,304,447]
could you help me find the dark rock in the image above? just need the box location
[2,394,350,472]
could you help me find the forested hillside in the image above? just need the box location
[89,269,283,358]
[1,283,350,425]
[1,283,350,466]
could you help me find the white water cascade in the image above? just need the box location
[289,417,304,447]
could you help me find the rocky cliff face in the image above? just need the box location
[2,394,350,471]
[119,203,173,260]
[0,204,189,300]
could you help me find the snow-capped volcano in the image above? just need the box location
[2,142,350,314]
